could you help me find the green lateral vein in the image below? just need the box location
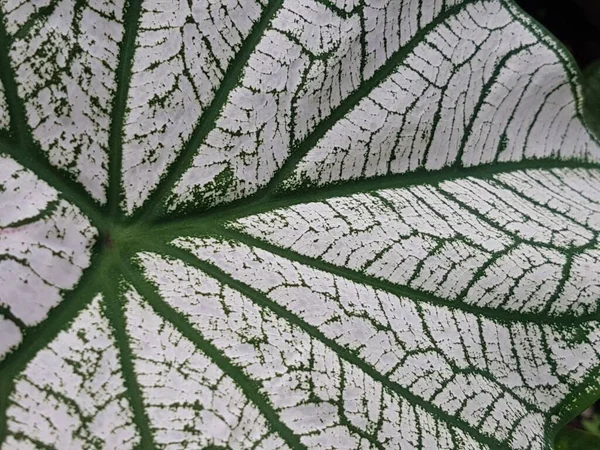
[146,160,600,237]
[255,1,476,200]
[0,246,109,441]
[452,242,520,303]
[437,185,598,254]
[135,0,285,222]
[211,227,599,326]
[313,0,361,18]
[121,260,307,450]
[0,307,25,330]
[491,175,599,235]
[454,45,535,165]
[0,199,59,230]
[137,0,476,222]
[335,363,387,450]
[0,10,32,149]
[102,271,157,450]
[107,0,143,218]
[147,241,504,450]
[0,7,104,223]
[9,0,60,43]
[0,136,109,232]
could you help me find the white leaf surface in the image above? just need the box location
[2,295,139,450]
[0,155,96,336]
[122,0,269,212]
[1,0,126,201]
[234,168,600,316]
[137,251,487,449]
[124,286,290,449]
[168,0,476,213]
[167,233,600,449]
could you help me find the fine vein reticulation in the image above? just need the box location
[1,0,600,449]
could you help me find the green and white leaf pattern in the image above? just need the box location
[2,0,126,202]
[0,155,96,358]
[122,0,270,213]
[0,83,8,131]
[0,0,599,449]
[4,295,139,449]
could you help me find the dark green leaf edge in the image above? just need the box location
[501,0,594,129]
[552,382,600,450]
[583,61,600,140]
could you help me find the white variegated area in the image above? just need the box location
[124,286,290,449]
[122,0,269,213]
[234,168,600,317]
[1,0,126,202]
[168,0,600,214]
[137,252,485,450]
[168,234,600,450]
[168,0,468,213]
[0,154,96,358]
[2,295,139,450]
[0,82,8,130]
[282,5,599,191]
[1,0,600,449]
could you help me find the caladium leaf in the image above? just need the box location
[0,0,599,449]
[0,83,8,132]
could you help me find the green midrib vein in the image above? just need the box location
[208,227,600,326]
[107,0,144,218]
[103,270,157,450]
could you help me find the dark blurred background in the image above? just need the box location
[516,0,600,69]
